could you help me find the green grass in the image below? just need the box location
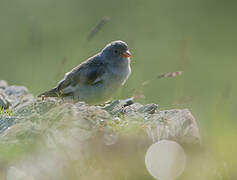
[0,107,14,117]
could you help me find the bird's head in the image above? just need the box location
[101,40,131,63]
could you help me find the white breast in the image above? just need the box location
[107,58,131,85]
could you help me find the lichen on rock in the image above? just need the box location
[0,80,201,180]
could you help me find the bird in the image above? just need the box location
[38,40,132,104]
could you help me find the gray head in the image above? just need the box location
[101,40,131,63]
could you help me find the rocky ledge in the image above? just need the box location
[0,80,200,179]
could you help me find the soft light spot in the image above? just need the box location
[145,140,186,180]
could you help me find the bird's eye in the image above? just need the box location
[114,50,118,54]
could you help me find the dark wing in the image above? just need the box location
[56,54,106,91]
[38,54,105,97]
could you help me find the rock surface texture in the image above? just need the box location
[0,80,201,180]
[0,82,200,145]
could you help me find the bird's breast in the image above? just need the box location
[106,63,131,84]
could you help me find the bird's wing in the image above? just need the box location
[56,55,106,92]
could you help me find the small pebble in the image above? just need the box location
[99,119,106,126]
[113,117,121,124]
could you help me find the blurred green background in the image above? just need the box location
[0,0,237,179]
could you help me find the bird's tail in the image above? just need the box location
[38,88,60,97]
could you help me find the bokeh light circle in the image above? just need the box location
[145,140,186,180]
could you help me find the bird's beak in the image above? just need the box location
[121,50,131,58]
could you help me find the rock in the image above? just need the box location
[103,98,138,115]
[0,80,8,89]
[0,86,200,146]
[14,97,59,116]
[0,80,201,180]
[4,86,28,97]
[0,80,201,148]
[0,93,10,109]
[0,116,15,134]
[0,83,33,110]
[146,109,200,145]
[137,103,158,114]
